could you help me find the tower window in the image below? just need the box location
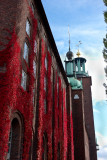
[26,19,31,36]
[21,70,27,90]
[23,42,29,63]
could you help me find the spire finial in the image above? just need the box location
[68,25,70,51]
[76,41,82,57]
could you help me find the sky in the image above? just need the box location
[41,0,107,159]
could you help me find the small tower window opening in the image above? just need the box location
[21,70,27,90]
[26,19,31,36]
[43,133,48,160]
[81,64,83,71]
[7,118,22,160]
[23,42,29,63]
[76,66,78,72]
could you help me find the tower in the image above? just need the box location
[65,47,97,160]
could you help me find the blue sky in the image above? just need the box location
[41,0,107,159]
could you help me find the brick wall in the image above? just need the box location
[71,89,85,160]
[81,77,97,160]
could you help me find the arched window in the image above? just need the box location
[42,133,48,160]
[57,143,60,160]
[7,114,23,160]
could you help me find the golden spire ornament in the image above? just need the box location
[76,50,81,57]
[76,41,82,57]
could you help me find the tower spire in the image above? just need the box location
[68,25,70,51]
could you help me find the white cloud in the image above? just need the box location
[80,49,106,101]
[97,145,107,160]
[60,47,106,101]
[96,132,107,147]
[93,108,100,113]
[51,24,106,40]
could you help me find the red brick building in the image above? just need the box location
[0,0,97,160]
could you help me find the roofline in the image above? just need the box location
[34,0,69,85]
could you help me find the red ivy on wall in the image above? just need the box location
[37,39,46,159]
[71,112,74,160]
[37,40,53,160]
[0,2,37,159]
[63,88,68,160]
[0,1,74,159]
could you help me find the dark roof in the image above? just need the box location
[34,0,69,85]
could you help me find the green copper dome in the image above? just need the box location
[68,77,82,90]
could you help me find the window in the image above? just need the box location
[33,60,36,78]
[48,45,50,52]
[44,76,47,91]
[31,3,34,14]
[34,40,37,54]
[45,56,48,70]
[7,118,21,159]
[43,133,48,160]
[7,128,12,160]
[33,87,35,105]
[76,66,78,72]
[57,143,60,160]
[23,42,29,63]
[0,63,6,73]
[44,99,47,114]
[26,19,31,36]
[44,34,46,41]
[38,20,41,29]
[21,70,27,90]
